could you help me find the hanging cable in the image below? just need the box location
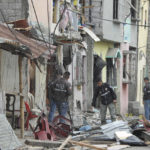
[31,0,49,48]
[0,9,22,45]
[47,0,51,47]
[47,0,52,58]
[83,14,150,28]
[53,0,67,37]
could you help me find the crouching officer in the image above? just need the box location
[92,79,117,125]
[51,71,72,123]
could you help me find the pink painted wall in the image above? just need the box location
[28,0,52,29]
[121,84,129,114]
[120,43,129,115]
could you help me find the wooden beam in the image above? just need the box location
[69,140,107,150]
[18,55,24,138]
[58,135,72,150]
[14,26,32,31]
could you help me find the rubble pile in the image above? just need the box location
[13,111,150,150]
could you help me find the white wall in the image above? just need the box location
[28,0,52,31]
[35,62,47,111]
[0,50,28,110]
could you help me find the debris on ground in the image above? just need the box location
[3,110,150,150]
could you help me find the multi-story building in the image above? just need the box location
[84,0,138,115]
[0,0,99,126]
[136,0,149,114]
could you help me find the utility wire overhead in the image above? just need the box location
[53,0,67,37]
[31,0,49,49]
[0,9,25,48]
[84,14,150,28]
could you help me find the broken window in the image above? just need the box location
[113,0,118,19]
[131,0,137,19]
[123,50,137,83]
[106,58,117,87]
[128,50,137,82]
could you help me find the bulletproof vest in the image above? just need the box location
[144,82,150,99]
[52,78,68,102]
[99,83,113,105]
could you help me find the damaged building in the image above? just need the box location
[0,0,100,139]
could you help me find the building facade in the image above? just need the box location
[136,0,149,113]
[84,0,138,115]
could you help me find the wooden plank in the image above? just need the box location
[18,55,24,138]
[14,26,32,31]
[58,135,72,150]
[69,140,107,150]
[25,139,64,148]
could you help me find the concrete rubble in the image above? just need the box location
[7,111,149,150]
[0,114,21,150]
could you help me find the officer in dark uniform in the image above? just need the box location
[92,79,117,125]
[51,71,72,122]
[143,77,150,120]
[48,67,63,123]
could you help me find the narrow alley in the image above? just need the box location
[0,0,150,150]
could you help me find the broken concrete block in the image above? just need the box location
[25,139,65,148]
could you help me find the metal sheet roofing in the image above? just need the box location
[0,24,56,59]
[0,114,21,150]
[106,48,121,58]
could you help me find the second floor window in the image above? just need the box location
[107,58,117,87]
[113,0,118,19]
[131,0,136,19]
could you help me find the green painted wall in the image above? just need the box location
[94,41,113,82]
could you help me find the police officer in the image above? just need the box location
[92,79,117,125]
[143,77,150,120]
[51,71,72,122]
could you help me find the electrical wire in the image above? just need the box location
[83,14,150,28]
[47,0,52,58]
[53,0,67,37]
[31,0,49,48]
[0,9,22,44]
[47,0,51,48]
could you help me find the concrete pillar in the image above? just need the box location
[86,36,94,109]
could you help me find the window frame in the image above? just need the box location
[113,0,119,20]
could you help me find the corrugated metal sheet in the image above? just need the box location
[79,26,100,42]
[100,120,131,139]
[0,24,56,59]
[0,114,21,150]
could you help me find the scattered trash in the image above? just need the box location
[79,125,92,131]
[115,131,146,146]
